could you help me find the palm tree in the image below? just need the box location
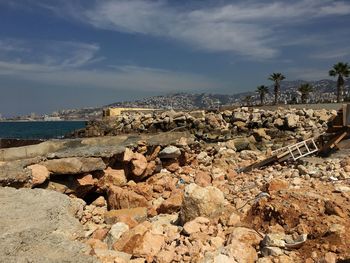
[329,62,350,103]
[256,85,269,105]
[268,73,285,105]
[243,95,253,106]
[298,83,313,104]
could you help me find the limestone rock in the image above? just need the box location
[106,222,129,247]
[285,114,299,129]
[0,187,95,263]
[43,157,106,174]
[181,183,226,223]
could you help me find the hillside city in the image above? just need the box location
[2,78,349,121]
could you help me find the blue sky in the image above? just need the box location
[0,0,350,116]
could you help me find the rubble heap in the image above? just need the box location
[1,107,350,263]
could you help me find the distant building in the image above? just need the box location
[44,115,62,121]
[103,107,157,118]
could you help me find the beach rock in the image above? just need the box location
[0,159,38,187]
[0,187,95,263]
[158,146,181,159]
[181,183,226,223]
[43,157,106,174]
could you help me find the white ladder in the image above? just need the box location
[272,138,318,161]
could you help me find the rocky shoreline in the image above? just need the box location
[1,107,350,262]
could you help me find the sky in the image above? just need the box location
[0,0,350,116]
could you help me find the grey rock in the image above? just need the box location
[158,146,181,159]
[0,187,96,263]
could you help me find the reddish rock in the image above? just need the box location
[147,146,161,161]
[132,231,165,261]
[267,178,289,193]
[131,153,148,177]
[226,170,237,181]
[107,186,148,210]
[104,207,147,226]
[92,228,109,240]
[113,221,151,253]
[28,164,50,187]
[157,189,183,214]
[194,171,211,187]
[183,217,210,235]
[130,183,153,201]
[142,160,157,177]
[77,174,96,186]
[162,159,180,172]
[100,167,127,188]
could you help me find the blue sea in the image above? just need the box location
[0,121,86,139]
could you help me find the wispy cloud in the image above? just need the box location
[0,38,220,92]
[310,47,350,60]
[4,0,350,60]
[74,0,350,59]
[0,39,102,72]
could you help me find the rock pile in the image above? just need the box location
[1,106,350,262]
[72,108,336,145]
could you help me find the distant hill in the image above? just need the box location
[56,79,349,120]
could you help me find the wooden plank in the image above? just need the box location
[240,155,278,173]
[319,131,347,155]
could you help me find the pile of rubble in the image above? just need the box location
[1,107,350,263]
[72,108,336,144]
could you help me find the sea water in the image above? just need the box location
[0,121,86,139]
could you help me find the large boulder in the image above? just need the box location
[180,183,226,223]
[0,187,96,263]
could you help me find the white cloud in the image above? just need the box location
[73,0,350,59]
[5,1,350,59]
[0,39,101,71]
